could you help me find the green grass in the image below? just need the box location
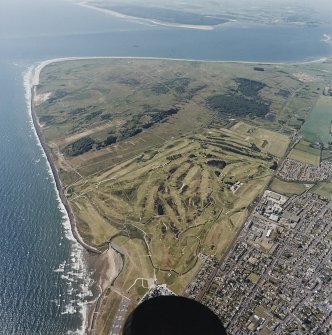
[288,140,321,166]
[301,95,332,146]
[231,121,290,157]
[322,150,332,160]
[269,177,308,195]
[311,182,332,200]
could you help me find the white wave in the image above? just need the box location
[23,65,92,335]
[62,304,77,315]
[54,266,65,273]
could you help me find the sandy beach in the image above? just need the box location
[84,247,123,333]
[77,1,216,31]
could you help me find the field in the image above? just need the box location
[34,58,332,333]
[269,177,310,196]
[231,121,289,157]
[311,182,332,200]
[301,95,332,146]
[288,140,321,166]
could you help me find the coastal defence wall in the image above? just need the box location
[30,86,101,255]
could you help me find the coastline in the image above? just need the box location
[30,84,101,254]
[29,64,124,334]
[31,55,330,82]
[77,1,216,31]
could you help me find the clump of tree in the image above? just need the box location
[48,90,68,104]
[276,89,290,98]
[84,110,103,121]
[120,127,143,139]
[270,161,278,170]
[96,134,118,150]
[235,78,266,97]
[105,135,117,145]
[142,122,153,129]
[150,107,179,123]
[152,83,170,94]
[207,160,227,169]
[39,115,55,125]
[250,144,261,152]
[66,136,95,156]
[151,78,190,95]
[206,94,270,118]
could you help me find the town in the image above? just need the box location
[277,158,332,182]
[185,190,332,334]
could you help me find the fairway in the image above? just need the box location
[70,126,276,274]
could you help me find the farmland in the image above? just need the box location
[301,95,332,146]
[288,139,321,166]
[269,177,311,195]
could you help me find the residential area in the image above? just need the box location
[185,191,332,334]
[277,158,332,182]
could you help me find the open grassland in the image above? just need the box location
[311,181,332,200]
[301,95,332,146]
[36,58,330,169]
[288,139,321,166]
[34,58,332,330]
[231,121,289,157]
[269,177,310,196]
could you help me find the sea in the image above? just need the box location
[0,0,331,333]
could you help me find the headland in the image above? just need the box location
[31,56,332,334]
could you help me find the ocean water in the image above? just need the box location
[0,0,331,334]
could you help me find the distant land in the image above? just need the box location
[79,0,324,29]
[90,4,232,26]
[33,57,332,334]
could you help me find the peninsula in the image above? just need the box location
[32,57,332,334]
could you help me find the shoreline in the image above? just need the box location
[77,1,217,31]
[30,84,101,254]
[32,56,330,85]
[29,65,120,334]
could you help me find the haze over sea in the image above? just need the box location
[0,0,331,333]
